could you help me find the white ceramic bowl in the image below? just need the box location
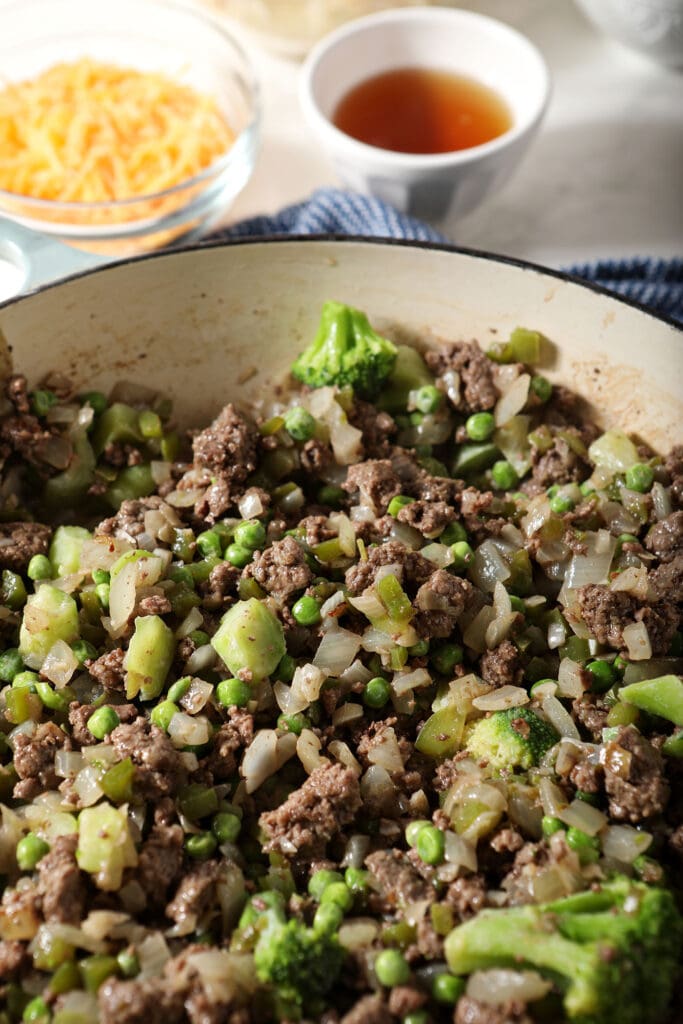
[574,0,683,67]
[299,6,550,221]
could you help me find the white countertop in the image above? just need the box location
[219,0,683,269]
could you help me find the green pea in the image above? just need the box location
[291,595,321,626]
[387,494,416,517]
[432,972,465,1005]
[31,389,57,417]
[81,390,108,415]
[491,459,519,491]
[185,831,218,860]
[277,712,309,736]
[216,678,251,708]
[450,541,474,572]
[541,815,565,837]
[530,375,552,402]
[225,543,253,568]
[284,406,316,442]
[313,901,344,935]
[116,948,140,978]
[625,462,654,493]
[363,676,391,709]
[579,480,596,496]
[441,521,468,545]
[308,868,343,901]
[375,948,410,987]
[405,819,431,848]
[150,700,178,732]
[196,530,223,559]
[430,641,464,676]
[86,706,120,740]
[320,881,353,912]
[550,493,575,514]
[16,832,50,871]
[275,653,296,683]
[566,826,600,864]
[465,411,495,442]
[27,554,53,582]
[212,811,241,844]
[416,825,445,865]
[586,659,617,694]
[344,867,369,893]
[317,484,346,507]
[0,648,24,683]
[413,385,442,414]
[167,677,192,703]
[408,639,430,657]
[616,533,640,552]
[233,520,267,551]
[71,639,98,665]
[22,996,50,1022]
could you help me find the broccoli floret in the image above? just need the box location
[464,706,559,770]
[254,915,345,1018]
[291,301,397,397]
[445,875,683,1024]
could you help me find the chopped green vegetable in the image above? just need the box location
[123,615,175,701]
[211,598,286,683]
[465,707,559,770]
[619,675,683,726]
[18,585,80,669]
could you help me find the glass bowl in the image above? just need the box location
[0,0,260,256]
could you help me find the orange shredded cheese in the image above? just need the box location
[0,59,236,203]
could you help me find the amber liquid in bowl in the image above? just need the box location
[332,67,512,155]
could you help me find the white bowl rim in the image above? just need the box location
[0,0,261,214]
[299,5,552,170]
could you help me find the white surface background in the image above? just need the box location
[216,0,683,268]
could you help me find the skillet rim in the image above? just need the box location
[0,233,680,333]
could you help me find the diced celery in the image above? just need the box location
[376,574,413,625]
[49,526,91,577]
[1,569,27,610]
[91,402,142,456]
[18,585,80,669]
[415,705,465,758]
[76,803,137,890]
[104,464,154,509]
[377,345,434,414]
[123,615,175,701]
[493,415,532,478]
[619,675,683,727]
[588,429,640,474]
[100,757,135,803]
[452,442,499,476]
[44,430,96,506]
[109,549,156,579]
[211,598,285,683]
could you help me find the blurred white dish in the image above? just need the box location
[574,0,683,67]
[298,6,550,222]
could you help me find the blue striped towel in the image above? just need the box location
[210,188,683,324]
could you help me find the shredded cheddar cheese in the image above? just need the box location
[0,59,236,204]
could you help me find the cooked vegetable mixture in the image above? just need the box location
[0,303,681,1024]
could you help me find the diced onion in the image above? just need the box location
[238,489,265,520]
[541,695,580,739]
[651,481,672,520]
[601,824,652,863]
[547,619,567,650]
[108,561,137,632]
[332,703,365,727]
[273,680,308,717]
[472,685,529,711]
[165,487,206,508]
[564,529,617,590]
[320,590,347,620]
[495,373,530,427]
[167,712,210,748]
[338,918,380,950]
[467,969,552,1005]
[360,764,395,807]
[329,512,357,557]
[296,728,328,774]
[73,765,104,807]
[557,798,606,836]
[79,537,132,572]
[485,612,518,649]
[366,727,404,773]
[622,621,652,661]
[470,540,511,594]
[150,460,172,485]
[420,542,454,568]
[360,626,394,655]
[610,566,649,599]
[557,658,587,698]
[463,606,496,653]
[41,639,79,688]
[275,732,298,769]
[185,644,217,675]
[392,667,431,696]
[443,830,478,871]
[54,751,85,778]
[328,739,362,775]
[290,663,326,708]
[313,628,361,676]
[175,606,204,638]
[137,931,171,978]
[179,679,213,715]
[539,777,568,817]
[241,730,278,794]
